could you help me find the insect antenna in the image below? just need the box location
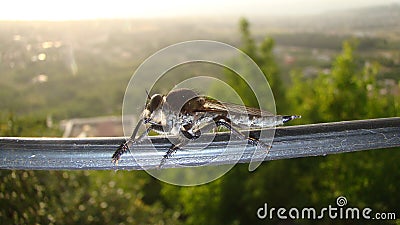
[145,89,151,100]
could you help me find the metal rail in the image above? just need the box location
[0,117,399,170]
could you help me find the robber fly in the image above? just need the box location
[112,88,300,167]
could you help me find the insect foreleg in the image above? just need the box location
[112,123,164,164]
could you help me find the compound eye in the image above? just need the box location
[146,94,163,112]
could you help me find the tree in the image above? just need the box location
[239,18,258,61]
[259,37,287,112]
[287,40,400,224]
[237,18,287,111]
[289,40,399,121]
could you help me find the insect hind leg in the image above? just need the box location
[215,120,271,151]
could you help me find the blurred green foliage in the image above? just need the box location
[0,113,61,137]
[289,39,399,123]
[0,170,182,224]
[239,18,286,111]
[1,18,400,224]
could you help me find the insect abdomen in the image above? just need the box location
[228,115,300,128]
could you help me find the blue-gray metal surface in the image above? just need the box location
[0,117,399,170]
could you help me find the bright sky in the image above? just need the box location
[0,0,399,20]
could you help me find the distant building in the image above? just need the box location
[380,79,400,96]
[60,115,136,137]
[284,54,296,65]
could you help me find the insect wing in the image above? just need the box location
[199,98,275,117]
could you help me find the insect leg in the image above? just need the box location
[215,118,271,151]
[158,124,203,168]
[188,115,271,149]
[180,128,201,140]
[158,139,189,168]
[112,128,152,165]
[112,121,166,165]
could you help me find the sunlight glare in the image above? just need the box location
[0,0,399,21]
